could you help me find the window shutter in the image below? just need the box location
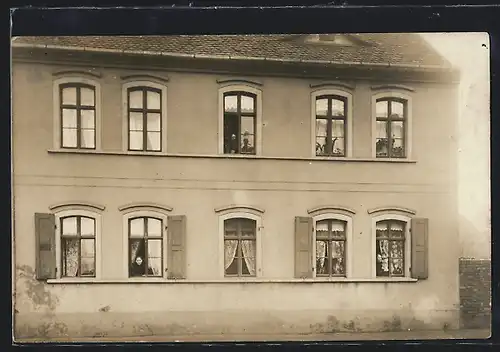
[35,213,56,280]
[294,216,313,279]
[167,215,186,279]
[411,218,429,279]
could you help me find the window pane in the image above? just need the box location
[224,114,239,154]
[81,87,95,106]
[316,119,328,137]
[316,240,328,275]
[80,257,95,276]
[130,218,145,237]
[241,95,254,113]
[148,258,162,276]
[376,121,388,139]
[331,99,345,116]
[81,110,95,129]
[80,129,95,149]
[62,217,78,236]
[241,115,254,136]
[331,241,345,275]
[129,131,143,150]
[147,90,161,110]
[392,138,405,157]
[331,120,344,138]
[130,239,146,276]
[147,218,162,237]
[129,90,143,109]
[224,218,238,232]
[62,109,77,128]
[376,221,389,238]
[146,131,161,151]
[129,112,144,131]
[376,101,388,118]
[147,239,162,258]
[390,222,405,238]
[224,95,237,112]
[224,240,238,274]
[62,238,79,277]
[316,220,329,238]
[62,128,77,148]
[316,98,328,116]
[391,101,404,118]
[391,121,404,139]
[390,240,405,258]
[62,87,77,105]
[376,138,388,157]
[316,137,327,156]
[147,113,161,132]
[81,238,95,258]
[331,241,345,258]
[332,137,344,156]
[80,218,95,237]
[331,221,346,238]
[240,134,255,154]
[241,240,256,275]
[376,239,389,276]
[390,258,404,276]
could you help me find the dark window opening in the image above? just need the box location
[223,92,256,155]
[129,217,163,277]
[375,98,407,158]
[128,87,162,152]
[315,95,347,157]
[224,218,257,277]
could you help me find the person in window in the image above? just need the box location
[241,131,254,154]
[230,134,238,154]
[130,256,154,276]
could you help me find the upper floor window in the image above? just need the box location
[375,98,407,158]
[224,218,257,277]
[315,219,347,277]
[223,92,256,155]
[59,83,96,149]
[60,215,96,277]
[128,216,164,277]
[375,219,406,277]
[127,87,162,152]
[315,95,347,157]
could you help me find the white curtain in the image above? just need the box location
[378,240,389,272]
[316,241,326,269]
[241,241,256,275]
[224,240,238,270]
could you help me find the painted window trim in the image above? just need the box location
[312,212,353,279]
[121,209,169,280]
[311,88,353,158]
[52,208,103,280]
[121,80,168,154]
[371,90,413,159]
[53,76,102,151]
[218,84,263,156]
[218,211,264,279]
[371,213,412,279]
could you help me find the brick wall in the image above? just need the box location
[459,258,491,329]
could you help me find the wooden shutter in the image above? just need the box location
[167,215,186,279]
[35,213,56,280]
[294,216,313,279]
[411,218,429,279]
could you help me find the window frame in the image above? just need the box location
[54,209,102,280]
[218,210,263,279]
[311,88,353,158]
[121,209,169,279]
[223,217,258,277]
[122,80,168,153]
[218,84,263,156]
[312,213,353,279]
[371,91,413,159]
[371,213,412,278]
[53,77,102,151]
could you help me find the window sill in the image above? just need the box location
[48,149,417,163]
[46,277,418,284]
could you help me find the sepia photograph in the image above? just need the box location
[10,30,491,343]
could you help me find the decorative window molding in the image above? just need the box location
[118,202,173,215]
[312,212,353,278]
[120,208,169,279]
[121,74,169,84]
[214,204,265,216]
[218,211,263,279]
[367,206,417,216]
[309,82,356,91]
[53,69,102,79]
[371,84,415,93]
[308,205,356,216]
[218,84,263,156]
[53,76,102,151]
[371,213,412,278]
[121,80,168,153]
[216,78,263,87]
[371,90,413,159]
[49,202,105,212]
[52,208,102,280]
[311,88,353,158]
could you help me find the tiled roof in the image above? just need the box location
[12,33,451,68]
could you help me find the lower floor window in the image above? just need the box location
[224,218,257,276]
[129,217,163,277]
[315,219,346,277]
[376,220,405,277]
[61,216,96,277]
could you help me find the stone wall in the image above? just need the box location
[459,258,491,329]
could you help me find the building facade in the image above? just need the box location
[12,34,461,339]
